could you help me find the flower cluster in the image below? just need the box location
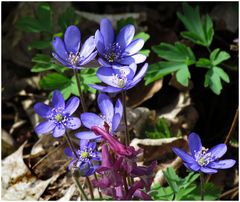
[33,18,236,200]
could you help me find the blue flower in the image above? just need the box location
[89,63,148,93]
[172,133,236,174]
[95,18,146,67]
[34,90,81,138]
[64,139,101,176]
[52,25,97,69]
[75,93,123,140]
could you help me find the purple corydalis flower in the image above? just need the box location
[75,93,123,140]
[92,142,155,200]
[95,18,146,67]
[93,144,124,188]
[34,90,81,138]
[64,139,101,176]
[172,133,236,174]
[52,25,97,69]
[92,126,139,157]
[89,63,148,93]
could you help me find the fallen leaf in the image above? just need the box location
[1,142,54,200]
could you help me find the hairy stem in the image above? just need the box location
[121,91,130,146]
[94,173,103,199]
[72,171,89,200]
[200,173,205,201]
[86,176,94,200]
[73,69,87,112]
[65,130,78,159]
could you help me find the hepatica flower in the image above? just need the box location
[173,133,236,174]
[75,93,123,140]
[34,90,81,138]
[64,139,101,176]
[95,18,146,67]
[52,25,97,69]
[89,63,148,93]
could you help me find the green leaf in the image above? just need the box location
[163,167,181,193]
[204,66,230,95]
[31,54,68,73]
[175,64,191,86]
[196,58,211,68]
[133,32,150,42]
[36,3,52,32]
[182,182,221,200]
[39,73,71,90]
[210,48,231,66]
[58,7,80,31]
[175,184,197,201]
[177,3,214,47]
[16,17,42,32]
[147,42,195,86]
[151,184,174,200]
[146,117,172,139]
[152,42,195,64]
[29,40,51,50]
[71,68,100,95]
[16,3,52,33]
[32,54,51,64]
[145,61,184,85]
[151,167,200,201]
[117,17,136,32]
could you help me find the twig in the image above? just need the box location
[224,107,239,145]
[220,186,238,199]
[32,142,65,169]
[206,107,238,183]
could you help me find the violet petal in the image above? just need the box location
[172,147,195,164]
[64,25,81,54]
[64,96,80,115]
[35,121,55,135]
[188,132,202,156]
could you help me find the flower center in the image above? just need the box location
[55,113,63,122]
[194,147,215,166]
[68,52,81,66]
[104,43,122,63]
[81,151,89,158]
[112,70,127,88]
[49,107,68,125]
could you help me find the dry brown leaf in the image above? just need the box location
[127,80,163,108]
[1,142,55,200]
[130,137,188,185]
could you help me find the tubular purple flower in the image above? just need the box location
[34,90,81,138]
[92,126,137,157]
[75,93,123,140]
[89,63,148,93]
[52,25,97,69]
[95,18,146,67]
[64,139,101,176]
[172,132,236,174]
